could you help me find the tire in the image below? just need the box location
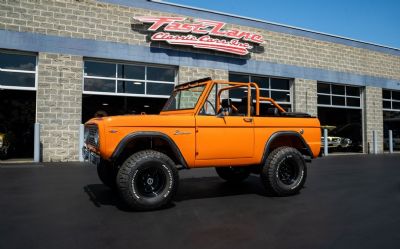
[97,161,117,189]
[261,146,307,196]
[116,150,179,211]
[215,166,250,183]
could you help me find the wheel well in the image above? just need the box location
[114,136,185,169]
[266,134,312,157]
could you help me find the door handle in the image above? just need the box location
[243,117,253,122]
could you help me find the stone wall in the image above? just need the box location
[364,87,383,153]
[292,78,318,117]
[178,66,228,84]
[36,52,83,162]
[0,0,399,81]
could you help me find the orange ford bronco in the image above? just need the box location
[83,77,321,210]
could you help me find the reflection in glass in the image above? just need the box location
[0,52,36,71]
[147,83,174,95]
[331,84,345,95]
[117,64,145,79]
[117,81,144,94]
[271,91,290,102]
[84,61,115,77]
[252,76,269,89]
[0,71,35,87]
[229,73,249,83]
[84,78,115,92]
[270,78,289,90]
[346,86,361,96]
[147,67,175,82]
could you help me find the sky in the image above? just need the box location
[167,0,400,49]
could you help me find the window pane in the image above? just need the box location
[251,76,269,89]
[393,101,400,110]
[383,100,391,109]
[332,96,345,106]
[84,61,115,77]
[317,83,330,94]
[271,91,290,102]
[147,67,175,82]
[270,78,290,90]
[0,71,35,87]
[147,83,174,95]
[347,97,360,107]
[117,64,145,79]
[259,89,269,98]
[229,73,249,83]
[331,85,345,95]
[0,52,36,71]
[392,91,400,101]
[318,94,330,105]
[117,81,144,94]
[230,87,247,99]
[84,78,115,92]
[346,86,360,97]
[382,90,391,99]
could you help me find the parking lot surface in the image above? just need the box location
[1,154,400,249]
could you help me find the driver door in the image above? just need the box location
[194,83,254,163]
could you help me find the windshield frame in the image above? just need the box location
[162,82,208,112]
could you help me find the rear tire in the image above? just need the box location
[215,166,250,183]
[116,150,179,211]
[261,147,307,196]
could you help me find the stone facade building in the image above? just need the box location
[0,0,399,162]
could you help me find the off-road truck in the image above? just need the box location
[83,77,321,210]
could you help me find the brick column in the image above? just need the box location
[36,53,83,162]
[293,78,318,116]
[178,66,228,84]
[364,86,383,153]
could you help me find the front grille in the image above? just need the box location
[85,125,99,148]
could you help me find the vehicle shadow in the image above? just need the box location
[83,175,269,211]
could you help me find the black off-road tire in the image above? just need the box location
[97,161,117,189]
[215,166,250,183]
[261,146,307,196]
[116,150,179,211]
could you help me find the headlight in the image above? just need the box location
[84,125,99,148]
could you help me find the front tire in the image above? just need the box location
[97,161,117,189]
[261,147,307,196]
[215,166,250,183]
[116,150,179,211]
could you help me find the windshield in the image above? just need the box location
[162,84,206,111]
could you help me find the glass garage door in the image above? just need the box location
[82,59,177,123]
[0,50,37,161]
[317,82,363,153]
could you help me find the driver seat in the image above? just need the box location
[219,99,233,116]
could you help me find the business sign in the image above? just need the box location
[133,17,264,56]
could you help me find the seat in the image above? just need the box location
[218,99,234,116]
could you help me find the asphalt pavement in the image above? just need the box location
[0,154,399,249]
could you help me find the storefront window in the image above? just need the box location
[83,60,176,97]
[317,82,362,108]
[0,51,37,90]
[228,73,292,109]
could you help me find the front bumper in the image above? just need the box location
[82,146,100,166]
